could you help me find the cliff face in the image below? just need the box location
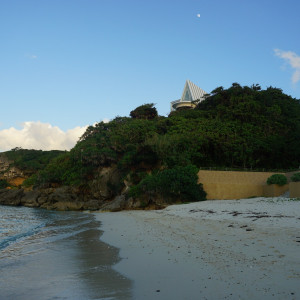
[0,154,25,186]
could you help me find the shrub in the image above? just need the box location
[291,172,300,182]
[129,165,206,203]
[0,179,9,189]
[267,174,287,186]
[23,175,36,187]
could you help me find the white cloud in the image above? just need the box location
[292,70,300,84]
[274,49,300,84]
[102,118,110,123]
[0,121,88,151]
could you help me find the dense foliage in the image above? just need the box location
[5,148,64,175]
[195,84,300,169]
[130,103,158,120]
[267,174,288,186]
[0,179,9,189]
[291,173,300,182]
[129,165,206,203]
[17,83,300,202]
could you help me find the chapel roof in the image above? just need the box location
[180,80,207,102]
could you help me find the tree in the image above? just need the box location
[211,86,224,95]
[129,165,206,203]
[130,103,158,120]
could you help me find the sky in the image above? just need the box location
[0,0,299,151]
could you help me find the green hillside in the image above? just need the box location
[9,83,300,204]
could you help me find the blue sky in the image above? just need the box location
[0,0,299,150]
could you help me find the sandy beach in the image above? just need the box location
[96,197,300,300]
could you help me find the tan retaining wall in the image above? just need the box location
[197,170,288,200]
[289,182,300,198]
[262,184,289,197]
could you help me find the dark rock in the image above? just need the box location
[37,195,48,205]
[126,197,143,209]
[99,195,127,212]
[0,189,24,206]
[51,201,83,211]
[83,199,102,211]
[90,166,124,200]
[21,190,41,207]
[47,186,77,203]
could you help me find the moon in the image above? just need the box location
[197,13,200,18]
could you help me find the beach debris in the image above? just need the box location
[189,209,215,214]
[225,210,295,221]
[230,211,243,217]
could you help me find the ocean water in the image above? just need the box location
[0,205,132,300]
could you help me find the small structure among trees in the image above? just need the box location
[171,80,207,111]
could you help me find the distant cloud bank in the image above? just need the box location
[274,49,300,84]
[0,121,88,151]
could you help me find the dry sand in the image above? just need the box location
[96,197,300,300]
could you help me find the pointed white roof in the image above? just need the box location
[180,80,207,102]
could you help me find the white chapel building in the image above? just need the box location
[171,80,207,111]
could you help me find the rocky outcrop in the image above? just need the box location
[0,154,26,188]
[0,186,152,211]
[0,164,168,211]
[0,187,86,211]
[0,189,24,206]
[99,195,127,212]
[89,165,125,200]
[20,190,40,207]
[0,154,24,180]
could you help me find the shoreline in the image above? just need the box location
[0,207,132,300]
[96,197,300,300]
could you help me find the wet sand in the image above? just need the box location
[0,209,132,300]
[96,197,300,300]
